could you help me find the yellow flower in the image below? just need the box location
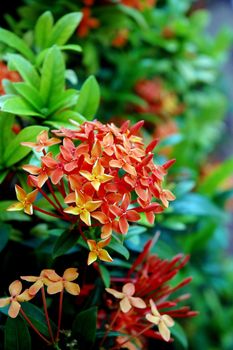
[46,268,80,296]
[21,269,57,295]
[0,280,32,318]
[146,299,174,342]
[64,190,102,226]
[106,283,146,313]
[87,239,113,265]
[80,160,113,191]
[7,185,38,215]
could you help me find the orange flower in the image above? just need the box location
[21,269,56,295]
[46,268,80,295]
[64,190,102,225]
[7,185,38,215]
[0,280,32,318]
[146,299,174,341]
[21,130,61,152]
[77,7,99,38]
[87,239,113,265]
[153,183,176,208]
[80,160,114,191]
[106,283,146,313]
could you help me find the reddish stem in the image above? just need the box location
[46,180,64,213]
[20,308,51,345]
[41,286,55,344]
[112,324,153,350]
[33,206,69,220]
[100,308,121,347]
[56,290,64,341]
[79,225,88,242]
[36,186,60,211]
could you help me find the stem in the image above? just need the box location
[46,180,64,212]
[79,225,88,242]
[100,308,121,347]
[41,286,55,344]
[33,206,68,220]
[56,290,64,341]
[36,186,60,211]
[112,324,153,350]
[20,308,51,345]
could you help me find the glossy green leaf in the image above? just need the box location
[35,11,54,50]
[53,228,79,259]
[0,113,15,166]
[4,316,31,350]
[22,302,56,337]
[12,82,44,110]
[48,89,78,114]
[198,158,233,196]
[59,44,82,53]
[75,75,100,120]
[0,95,44,118]
[99,264,110,288]
[0,28,35,62]
[3,125,48,167]
[7,54,40,88]
[171,322,188,349]
[48,12,82,46]
[40,46,65,107]
[108,236,130,260]
[72,307,97,348]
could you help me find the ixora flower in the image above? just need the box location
[46,268,80,295]
[0,280,32,318]
[7,185,38,215]
[16,120,175,246]
[21,269,58,295]
[0,61,21,95]
[106,283,146,313]
[87,239,113,265]
[146,299,174,342]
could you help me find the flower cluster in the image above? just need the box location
[0,61,21,95]
[102,238,197,347]
[0,268,80,345]
[8,121,175,249]
[134,79,184,118]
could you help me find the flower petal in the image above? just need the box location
[162,314,175,327]
[98,249,113,263]
[0,297,10,307]
[7,202,24,212]
[64,281,80,295]
[15,185,26,202]
[63,268,79,282]
[130,297,146,309]
[120,297,132,313]
[80,210,91,226]
[28,280,43,295]
[105,288,124,299]
[47,281,63,295]
[149,299,160,317]
[145,313,160,325]
[122,283,135,296]
[158,321,171,342]
[87,251,97,265]
[8,300,21,318]
[17,289,33,302]
[9,280,22,297]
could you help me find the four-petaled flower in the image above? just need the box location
[21,130,61,152]
[46,268,80,295]
[80,160,114,191]
[0,280,32,318]
[146,299,175,342]
[106,283,146,313]
[87,239,113,265]
[64,190,102,226]
[21,269,56,295]
[7,185,38,215]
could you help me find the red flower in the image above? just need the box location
[0,61,21,95]
[77,8,100,38]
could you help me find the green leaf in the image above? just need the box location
[53,228,79,259]
[48,89,78,114]
[4,317,31,350]
[0,28,35,62]
[49,110,86,127]
[35,11,54,50]
[12,82,44,111]
[0,113,15,166]
[59,44,82,53]
[72,307,97,348]
[48,12,83,46]
[99,264,110,288]
[22,303,56,337]
[0,223,9,252]
[3,125,48,167]
[0,169,9,183]
[0,95,44,118]
[198,157,233,196]
[117,4,148,29]
[0,201,31,222]
[7,54,40,88]
[171,322,188,349]
[40,46,65,107]
[108,236,130,260]
[75,76,100,120]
